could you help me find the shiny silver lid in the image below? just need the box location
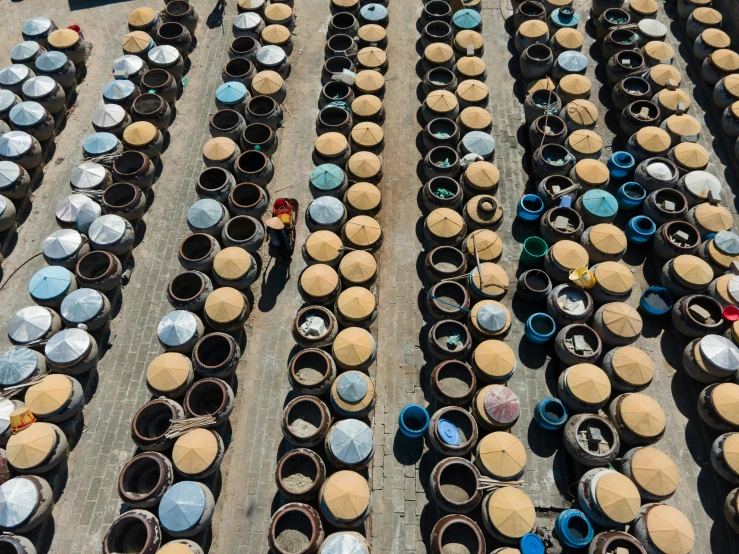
[700,335,739,373]
[0,348,39,386]
[61,288,104,325]
[188,199,225,230]
[360,4,388,21]
[0,131,33,158]
[112,55,145,77]
[45,328,91,365]
[0,478,39,529]
[82,132,119,156]
[0,65,31,87]
[43,228,83,260]
[319,533,369,554]
[329,419,373,464]
[0,161,21,189]
[23,17,53,37]
[92,103,127,128]
[88,214,128,246]
[336,372,368,402]
[159,481,206,533]
[714,231,739,256]
[11,42,41,63]
[35,51,68,73]
[8,306,53,344]
[0,90,18,113]
[70,162,107,190]
[75,201,102,234]
[256,45,287,66]
[148,45,180,66]
[477,303,507,332]
[0,196,7,218]
[56,194,96,225]
[308,196,345,225]
[103,79,136,101]
[684,170,721,199]
[9,101,46,127]
[158,310,199,347]
[461,131,495,157]
[557,51,588,72]
[0,398,16,436]
[728,276,739,305]
[21,75,56,98]
[638,18,667,39]
[234,12,264,32]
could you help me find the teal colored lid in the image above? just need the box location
[437,418,460,445]
[310,164,345,191]
[551,7,580,28]
[216,81,247,104]
[29,266,73,301]
[452,9,481,30]
[582,189,617,218]
[521,533,546,554]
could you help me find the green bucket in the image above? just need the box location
[521,236,549,266]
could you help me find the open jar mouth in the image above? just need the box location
[170,272,206,301]
[179,233,215,262]
[224,216,258,241]
[237,151,269,174]
[195,333,235,368]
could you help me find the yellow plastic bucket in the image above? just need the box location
[569,266,596,289]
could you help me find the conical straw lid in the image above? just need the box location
[575,159,609,185]
[518,20,548,39]
[566,364,611,404]
[620,393,665,436]
[657,87,691,111]
[595,471,640,523]
[673,142,708,169]
[457,80,488,102]
[486,487,535,539]
[147,352,192,393]
[346,182,381,211]
[357,47,386,69]
[337,287,376,321]
[602,302,642,338]
[262,24,291,44]
[322,471,370,520]
[316,133,348,156]
[172,428,219,475]
[25,375,72,417]
[693,6,722,24]
[478,432,526,478]
[358,24,386,43]
[672,254,713,286]
[205,288,245,323]
[527,77,556,93]
[455,30,484,50]
[465,229,503,261]
[265,3,293,20]
[631,447,678,497]
[554,28,584,49]
[569,130,602,155]
[702,28,731,48]
[589,224,627,255]
[213,247,251,280]
[354,70,384,93]
[551,240,588,270]
[635,127,671,152]
[158,544,197,554]
[723,433,739,473]
[252,71,284,94]
[351,95,382,117]
[630,0,658,14]
[694,203,733,232]
[725,74,739,96]
[456,56,486,78]
[122,31,152,53]
[470,263,509,296]
[347,153,382,179]
[712,383,739,426]
[473,340,515,379]
[465,161,499,190]
[344,215,382,246]
[665,114,701,136]
[48,29,79,49]
[333,327,374,367]
[593,261,633,294]
[711,49,739,71]
[650,64,681,87]
[425,43,454,63]
[644,41,674,60]
[645,505,695,554]
[611,346,654,386]
[301,264,339,297]
[426,208,464,238]
[459,107,492,130]
[203,137,237,161]
[351,122,384,147]
[565,100,598,126]
[426,90,458,112]
[123,121,157,147]
[6,422,55,469]
[128,7,156,26]
[339,251,377,284]
[305,230,343,263]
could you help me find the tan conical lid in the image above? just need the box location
[122,31,151,53]
[424,43,454,64]
[471,263,509,296]
[330,371,375,412]
[527,77,556,93]
[337,287,376,321]
[339,250,377,284]
[346,182,382,211]
[357,47,387,69]
[694,203,733,232]
[672,254,713,285]
[554,28,584,49]
[25,375,72,416]
[620,393,665,436]
[203,137,236,161]
[473,340,515,379]
[712,383,739,426]
[486,487,535,539]
[566,364,611,404]
[426,208,465,239]
[471,300,511,336]
[650,64,682,87]
[467,196,502,225]
[707,239,739,269]
[265,3,293,21]
[478,432,526,478]
[333,327,374,366]
[358,24,386,43]
[611,346,654,386]
[457,80,488,102]
[262,24,291,44]
[644,41,675,60]
[352,95,382,117]
[426,90,458,113]
[321,470,370,520]
[49,29,80,49]
[565,100,598,126]
[601,302,642,338]
[124,121,157,147]
[645,505,695,554]
[347,152,382,179]
[569,130,602,155]
[630,0,658,14]
[575,159,609,185]
[455,30,484,50]
[589,224,627,255]
[702,28,731,48]
[239,0,268,7]
[635,127,671,152]
[146,353,192,393]
[593,261,634,294]
[301,264,339,297]
[724,74,739,96]
[305,230,342,263]
[723,433,739,473]
[332,0,358,7]
[518,20,548,39]
[355,70,385,94]
[673,142,709,169]
[465,161,500,190]
[631,447,679,496]
[732,101,739,118]
[666,114,701,136]
[459,107,492,130]
[551,240,588,270]
[713,273,736,303]
[657,88,691,112]
[351,122,384,147]
[158,544,197,554]
[456,56,486,78]
[316,132,348,156]
[252,70,284,94]
[213,247,252,279]
[172,428,219,475]
[344,215,382,246]
[465,229,503,261]
[128,7,157,26]
[693,7,722,24]
[7,422,56,469]
[595,472,641,523]
[205,288,245,324]
[711,49,739,72]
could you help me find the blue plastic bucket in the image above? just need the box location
[626,215,656,244]
[517,194,545,221]
[640,286,673,316]
[555,509,594,549]
[398,405,430,439]
[534,397,568,430]
[525,313,556,343]
[607,151,635,180]
[520,533,546,554]
[617,182,646,211]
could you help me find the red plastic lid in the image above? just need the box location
[724,305,739,322]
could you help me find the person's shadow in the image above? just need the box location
[258,257,291,312]
[207,0,227,29]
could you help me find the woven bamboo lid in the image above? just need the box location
[650,65,681,87]
[172,428,218,475]
[693,7,722,24]
[486,487,535,539]
[712,383,739,426]
[713,274,736,304]
[122,31,151,54]
[262,24,291,45]
[426,90,458,113]
[711,49,739,72]
[478,432,526,478]
[565,100,598,126]
[332,0,358,7]
[455,30,484,50]
[723,433,739,473]
[470,300,511,336]
[732,101,739,118]
[595,471,641,523]
[672,255,713,286]
[569,130,602,155]
[518,20,548,40]
[657,88,691,111]
[575,159,609,185]
[123,121,157,147]
[471,263,509,296]
[158,544,196,554]
[527,77,556,93]
[611,346,654,386]
[351,122,384,147]
[331,371,375,412]
[630,0,658,15]
[554,28,584,50]
[25,375,72,416]
[213,247,251,280]
[128,8,157,27]
[344,215,382,247]
[601,302,642,338]
[305,231,342,263]
[7,422,55,469]
[205,288,245,324]
[707,239,739,269]
[339,251,377,284]
[334,328,374,367]
[316,132,348,156]
[589,224,627,255]
[465,161,499,190]
[358,24,386,43]
[694,203,733,232]
[566,364,611,404]
[203,137,237,162]
[424,43,454,64]
[725,74,739,97]
[337,287,376,321]
[322,471,370,520]
[551,240,588,270]
[674,143,709,171]
[252,71,284,95]
[644,41,674,60]
[635,127,671,152]
[49,29,79,49]
[620,393,665,437]
[473,340,516,379]
[357,47,386,69]
[346,182,381,212]
[426,208,465,239]
[631,447,678,497]
[465,230,503,261]
[146,353,191,393]
[347,153,382,179]
[459,107,492,130]
[457,81,488,103]
[354,70,384,94]
[301,264,339,297]
[352,95,382,118]
[665,114,701,136]
[265,3,293,21]
[593,262,633,294]
[703,28,731,48]
[645,505,695,554]
[456,56,486,78]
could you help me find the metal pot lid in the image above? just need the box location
[700,335,739,372]
[360,3,388,21]
[477,303,508,332]
[309,196,345,225]
[337,372,368,402]
[75,201,102,234]
[88,214,129,246]
[35,51,67,73]
[56,194,95,225]
[103,79,136,101]
[112,55,145,76]
[557,51,588,72]
[21,76,56,99]
[319,533,369,554]
[83,132,119,156]
[0,65,31,87]
[714,231,739,256]
[0,477,39,529]
[61,288,104,324]
[329,419,373,464]
[0,90,18,113]
[148,45,181,66]
[9,101,46,127]
[683,170,721,199]
[234,12,264,31]
[0,398,16,436]
[8,306,53,343]
[0,161,21,189]
[45,328,91,365]
[188,199,225,229]
[0,196,7,218]
[11,42,41,62]
[159,481,206,533]
[0,348,39,386]
[23,16,53,36]
[310,164,345,191]
[70,162,107,190]
[638,18,666,38]
[582,189,618,218]
[726,276,739,304]
[461,131,495,157]
[29,266,73,301]
[256,45,286,66]
[215,81,247,104]
[92,103,127,128]
[158,310,199,347]
[0,131,33,157]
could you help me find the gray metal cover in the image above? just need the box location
[112,55,145,77]
[0,161,21,189]
[360,4,388,21]
[0,197,6,218]
[82,132,119,156]
[159,481,206,533]
[9,101,46,127]
[461,131,495,158]
[714,231,739,256]
[75,200,102,233]
[638,18,667,39]
[0,65,31,87]
[35,51,68,73]
[234,13,263,32]
[320,533,369,554]
[684,171,721,199]
[0,131,33,158]
[256,45,286,66]
[43,228,83,260]
[557,51,588,72]
[45,328,91,366]
[309,196,345,226]
[337,372,368,403]
[158,310,199,347]
[103,79,136,101]
[0,398,16,437]
[70,162,107,190]
[188,199,225,230]
[92,103,127,128]
[61,289,104,325]
[477,303,507,333]
[88,214,128,246]
[329,419,373,465]
[0,348,38,386]
[11,42,41,63]
[21,76,56,99]
[728,277,739,305]
[8,306,53,344]
[0,90,17,113]
[0,478,38,529]
[700,335,739,373]
[22,17,53,37]
[148,45,180,67]
[56,194,95,225]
